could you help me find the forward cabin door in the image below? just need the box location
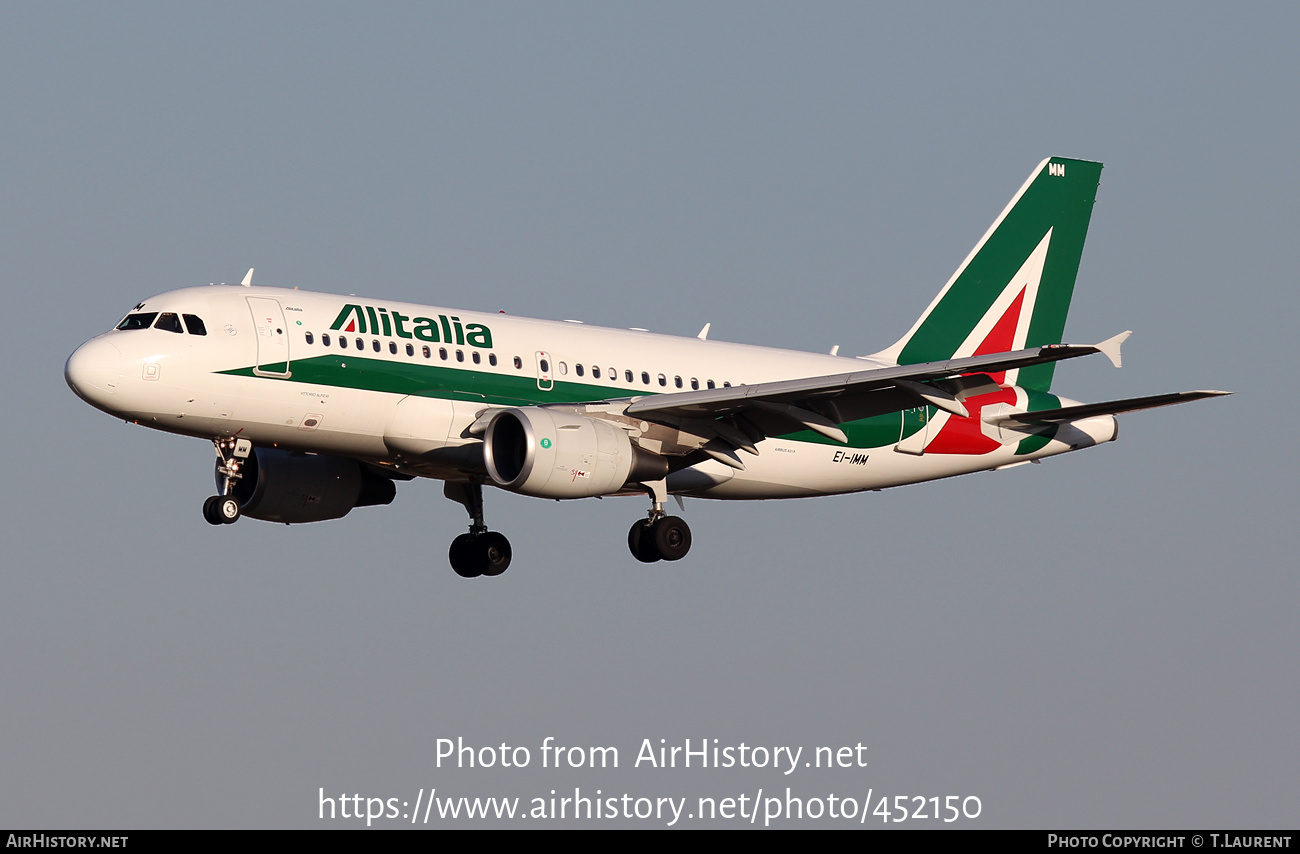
[247,297,291,377]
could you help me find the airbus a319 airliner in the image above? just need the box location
[66,158,1227,577]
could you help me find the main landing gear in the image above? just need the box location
[444,482,512,578]
[627,481,692,563]
[203,437,250,525]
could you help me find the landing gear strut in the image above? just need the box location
[444,481,512,578]
[203,437,250,525]
[627,481,691,563]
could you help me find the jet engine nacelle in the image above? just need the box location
[219,448,397,523]
[483,407,667,499]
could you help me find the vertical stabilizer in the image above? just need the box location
[874,157,1102,391]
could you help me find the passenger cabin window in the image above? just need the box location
[340,337,348,349]
[406,343,414,356]
[472,351,481,364]
[154,313,183,334]
[355,337,363,349]
[625,370,633,383]
[183,315,207,336]
[691,378,699,390]
[116,312,157,330]
[707,380,715,389]
[575,364,584,377]
[372,340,381,352]
[657,373,666,387]
[389,341,397,354]
[322,333,331,346]
[422,346,431,358]
[489,354,498,367]
[592,366,601,379]
[513,356,523,369]
[641,371,650,385]
[305,331,315,345]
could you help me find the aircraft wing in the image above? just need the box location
[621,335,1132,454]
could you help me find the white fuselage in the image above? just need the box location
[65,284,1117,501]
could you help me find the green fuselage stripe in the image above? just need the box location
[219,355,924,450]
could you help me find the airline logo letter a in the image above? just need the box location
[330,304,367,334]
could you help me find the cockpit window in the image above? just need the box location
[116,312,158,330]
[155,313,184,333]
[183,314,207,336]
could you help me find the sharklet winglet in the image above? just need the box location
[1096,330,1132,368]
[241,268,254,287]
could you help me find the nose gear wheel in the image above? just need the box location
[203,438,250,525]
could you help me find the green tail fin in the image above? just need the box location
[875,157,1103,391]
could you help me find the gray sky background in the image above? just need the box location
[1,2,1294,828]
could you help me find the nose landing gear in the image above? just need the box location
[203,437,250,526]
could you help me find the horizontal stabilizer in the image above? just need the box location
[985,390,1231,428]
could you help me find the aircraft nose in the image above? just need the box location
[65,338,123,410]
